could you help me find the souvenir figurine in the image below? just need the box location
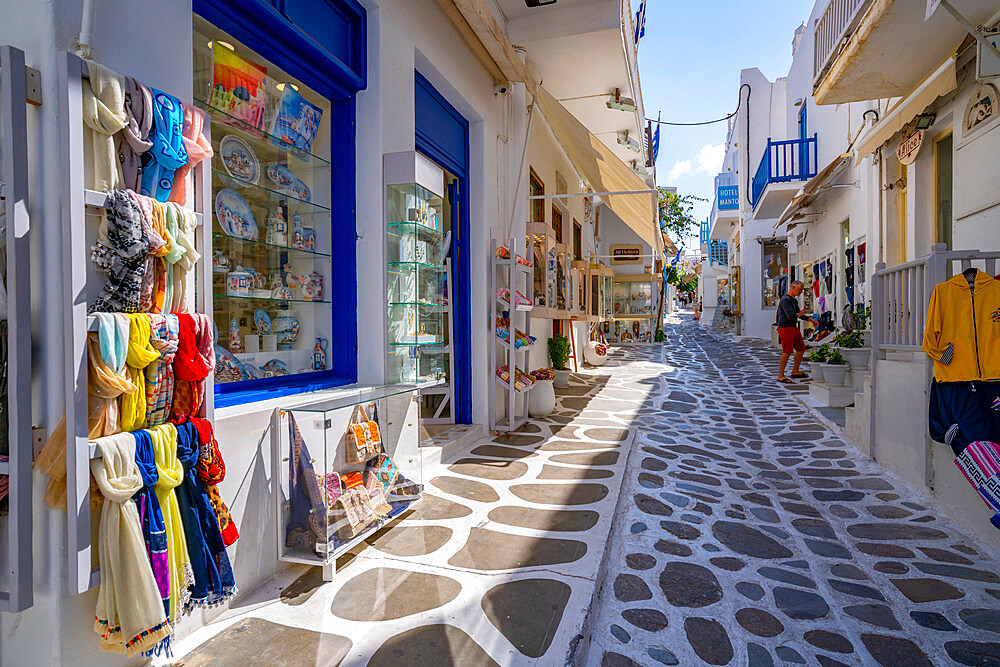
[270,272,294,300]
[212,250,231,274]
[229,316,244,353]
[291,211,308,250]
[308,270,324,301]
[273,310,300,350]
[312,338,327,371]
[267,207,288,246]
[226,266,252,296]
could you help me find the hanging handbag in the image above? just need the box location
[330,486,377,541]
[373,453,399,492]
[315,471,343,509]
[346,403,382,464]
[365,470,393,518]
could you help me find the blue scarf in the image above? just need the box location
[132,429,170,618]
[141,89,188,202]
[173,422,235,609]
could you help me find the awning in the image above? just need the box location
[855,57,957,159]
[534,85,663,255]
[775,152,853,230]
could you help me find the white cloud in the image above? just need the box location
[667,160,692,180]
[696,143,725,173]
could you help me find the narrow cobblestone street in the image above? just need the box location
[167,313,1000,666]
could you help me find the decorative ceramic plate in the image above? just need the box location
[215,188,258,240]
[262,359,290,377]
[266,164,311,202]
[220,135,259,184]
[253,308,272,335]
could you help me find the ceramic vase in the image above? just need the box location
[529,380,556,416]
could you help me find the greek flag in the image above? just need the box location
[634,0,646,46]
[651,112,661,163]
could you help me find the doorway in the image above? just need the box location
[934,132,953,250]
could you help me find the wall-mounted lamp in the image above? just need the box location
[915,112,937,130]
[793,97,804,107]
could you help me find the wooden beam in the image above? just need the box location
[434,0,508,84]
[450,0,537,93]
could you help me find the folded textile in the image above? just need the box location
[955,441,1000,530]
[168,103,213,206]
[90,190,150,314]
[142,89,188,202]
[148,423,193,623]
[83,61,127,191]
[132,429,170,617]
[120,314,160,432]
[174,421,236,609]
[146,314,179,427]
[90,432,171,656]
[191,417,239,546]
[116,76,154,193]
[168,203,200,313]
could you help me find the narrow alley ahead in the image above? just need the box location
[171,314,1000,666]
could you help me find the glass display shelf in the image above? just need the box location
[274,386,424,566]
[387,261,447,273]
[388,301,447,308]
[213,232,331,259]
[212,169,331,213]
[387,220,444,237]
[214,293,332,305]
[195,97,332,167]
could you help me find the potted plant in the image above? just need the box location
[822,348,849,387]
[528,368,556,416]
[654,328,665,342]
[548,334,572,388]
[835,329,871,370]
[808,343,830,383]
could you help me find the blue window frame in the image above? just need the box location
[195,0,367,408]
[415,72,472,424]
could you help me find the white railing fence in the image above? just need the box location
[868,244,1000,462]
[813,0,873,87]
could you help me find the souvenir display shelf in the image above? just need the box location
[586,263,602,321]
[58,52,213,596]
[601,268,614,320]
[272,385,423,576]
[386,182,450,386]
[607,274,656,343]
[527,222,555,319]
[571,260,588,319]
[192,20,334,388]
[0,44,33,612]
[490,238,534,432]
[554,243,570,314]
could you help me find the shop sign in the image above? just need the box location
[896,121,925,165]
[611,244,642,264]
[964,83,997,134]
[717,185,738,210]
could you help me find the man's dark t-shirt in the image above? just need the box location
[776,293,801,328]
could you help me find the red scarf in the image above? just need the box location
[174,313,209,382]
[190,417,239,546]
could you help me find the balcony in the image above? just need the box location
[751,135,817,219]
[812,0,998,105]
[709,240,729,267]
[700,219,710,247]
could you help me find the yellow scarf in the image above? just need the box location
[120,315,160,432]
[148,423,193,622]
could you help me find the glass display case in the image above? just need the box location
[607,275,656,343]
[195,19,334,386]
[602,268,614,320]
[571,260,588,317]
[554,243,569,312]
[587,264,602,320]
[273,386,423,567]
[527,223,553,315]
[386,182,450,385]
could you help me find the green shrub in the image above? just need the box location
[826,349,847,365]
[654,328,665,342]
[835,330,864,349]
[548,334,571,370]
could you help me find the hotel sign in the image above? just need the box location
[718,185,738,210]
[611,244,643,264]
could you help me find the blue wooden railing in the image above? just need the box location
[700,219,710,246]
[751,134,818,208]
[710,240,728,266]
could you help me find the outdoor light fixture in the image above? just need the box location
[607,88,638,113]
[793,97,804,106]
[525,0,557,6]
[915,112,937,130]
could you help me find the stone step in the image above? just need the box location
[809,382,857,408]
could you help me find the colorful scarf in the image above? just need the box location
[168,103,213,206]
[146,314,179,426]
[132,429,170,617]
[168,203,200,313]
[148,423,193,623]
[115,76,154,192]
[191,417,239,546]
[90,190,150,314]
[142,89,188,202]
[90,432,171,656]
[120,314,160,432]
[173,314,214,419]
[174,421,236,609]
[82,61,127,191]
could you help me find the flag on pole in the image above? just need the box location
[651,111,661,163]
[634,0,646,46]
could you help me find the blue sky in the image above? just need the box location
[638,0,814,250]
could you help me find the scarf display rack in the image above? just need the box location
[0,44,34,613]
[58,51,215,597]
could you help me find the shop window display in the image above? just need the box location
[606,276,655,343]
[275,387,423,566]
[194,19,334,387]
[762,240,788,307]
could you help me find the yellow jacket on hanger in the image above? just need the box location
[923,270,1000,382]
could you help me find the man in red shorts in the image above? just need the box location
[776,280,809,383]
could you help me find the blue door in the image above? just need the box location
[415,73,472,424]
